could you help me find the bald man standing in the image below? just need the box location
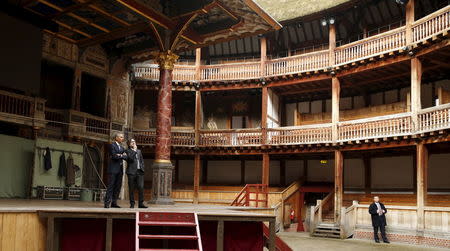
[369,196,390,243]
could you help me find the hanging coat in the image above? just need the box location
[58,152,67,178]
[44,147,52,171]
[66,154,75,186]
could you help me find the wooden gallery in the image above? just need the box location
[0,0,449,250]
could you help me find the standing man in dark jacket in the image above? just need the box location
[369,196,390,243]
[104,133,127,208]
[125,139,147,208]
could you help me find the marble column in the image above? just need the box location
[149,50,179,205]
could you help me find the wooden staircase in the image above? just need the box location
[312,222,341,239]
[136,212,203,251]
[230,184,268,207]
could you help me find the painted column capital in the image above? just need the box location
[156,50,179,70]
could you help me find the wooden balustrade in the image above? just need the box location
[0,90,35,117]
[338,113,412,142]
[266,124,332,145]
[85,116,109,135]
[45,108,65,128]
[133,64,159,80]
[335,27,406,66]
[412,5,450,43]
[172,65,196,81]
[200,62,261,81]
[418,103,450,133]
[199,129,262,146]
[265,50,329,77]
[133,129,195,146]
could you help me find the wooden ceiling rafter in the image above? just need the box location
[47,0,96,19]
[36,0,110,33]
[78,21,149,47]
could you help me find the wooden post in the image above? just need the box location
[240,160,246,185]
[363,155,371,194]
[280,160,286,186]
[262,153,270,185]
[201,159,208,185]
[329,23,336,66]
[334,150,343,221]
[193,154,201,204]
[71,66,81,111]
[216,220,224,251]
[416,142,428,233]
[262,86,268,144]
[405,0,415,44]
[332,77,341,142]
[46,216,55,251]
[260,36,267,76]
[195,47,201,80]
[174,159,179,184]
[105,218,113,251]
[411,57,422,130]
[194,90,202,145]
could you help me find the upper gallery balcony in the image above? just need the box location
[133,5,450,83]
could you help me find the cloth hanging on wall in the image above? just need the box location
[66,154,75,186]
[43,147,52,171]
[58,152,67,178]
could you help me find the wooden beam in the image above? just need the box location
[329,23,336,65]
[260,36,267,75]
[193,154,201,204]
[416,142,428,232]
[78,22,149,47]
[261,86,268,130]
[334,150,343,221]
[262,153,270,185]
[405,0,415,44]
[48,0,97,19]
[411,57,422,128]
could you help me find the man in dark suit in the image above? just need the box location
[125,139,147,208]
[104,133,127,208]
[369,196,390,243]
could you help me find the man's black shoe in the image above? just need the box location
[383,240,390,243]
[130,204,135,208]
[104,204,110,208]
[138,204,148,209]
[111,204,121,208]
[375,240,380,243]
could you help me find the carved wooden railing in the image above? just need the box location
[45,107,65,128]
[133,6,449,82]
[230,184,268,208]
[338,113,412,142]
[265,50,329,77]
[85,114,109,135]
[199,129,262,146]
[418,103,450,134]
[412,5,450,43]
[133,129,196,146]
[201,61,260,81]
[0,89,45,127]
[335,27,406,66]
[267,124,332,145]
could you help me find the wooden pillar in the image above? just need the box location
[262,86,268,144]
[194,90,202,145]
[268,219,276,251]
[329,23,336,66]
[405,0,415,44]
[363,155,371,194]
[193,154,201,204]
[174,159,179,184]
[332,77,341,142]
[216,220,224,251]
[195,47,201,80]
[262,153,270,185]
[71,66,81,111]
[411,57,422,130]
[46,216,55,251]
[260,36,267,76]
[105,218,113,251]
[334,150,343,221]
[201,159,208,185]
[416,142,428,232]
[303,159,308,180]
[240,160,246,185]
[150,51,179,205]
[280,160,286,186]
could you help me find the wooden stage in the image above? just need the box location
[0,199,277,251]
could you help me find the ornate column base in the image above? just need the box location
[148,160,174,205]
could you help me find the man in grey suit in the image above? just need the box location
[125,139,147,208]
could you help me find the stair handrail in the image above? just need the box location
[194,213,204,251]
[231,184,248,206]
[309,199,322,234]
[340,200,359,239]
[262,223,293,251]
